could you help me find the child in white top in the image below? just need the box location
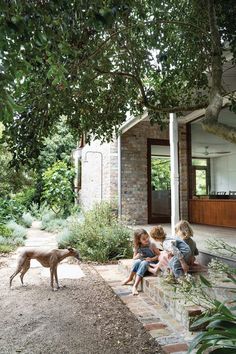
[148,224,191,278]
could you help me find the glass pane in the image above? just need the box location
[151,154,171,219]
[192,158,207,166]
[195,169,207,195]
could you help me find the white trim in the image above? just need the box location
[169,113,180,235]
[119,111,148,134]
[118,135,122,218]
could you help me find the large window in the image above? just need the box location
[148,141,171,223]
[190,110,236,198]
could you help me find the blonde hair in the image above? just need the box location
[149,225,166,242]
[175,220,193,240]
[133,229,149,248]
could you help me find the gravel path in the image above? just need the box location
[0,223,164,354]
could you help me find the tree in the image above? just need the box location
[42,161,75,215]
[0,123,34,197]
[34,117,77,203]
[0,0,236,164]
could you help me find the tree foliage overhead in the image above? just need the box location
[0,0,236,164]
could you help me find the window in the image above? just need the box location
[192,158,210,196]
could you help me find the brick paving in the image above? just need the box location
[95,264,196,354]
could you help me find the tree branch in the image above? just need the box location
[202,0,223,125]
[79,18,213,68]
[95,67,207,113]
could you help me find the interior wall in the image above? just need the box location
[211,153,236,192]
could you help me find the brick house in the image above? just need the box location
[75,58,236,229]
[77,98,236,229]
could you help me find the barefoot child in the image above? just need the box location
[148,224,191,279]
[122,229,160,295]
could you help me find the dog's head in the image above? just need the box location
[67,247,81,260]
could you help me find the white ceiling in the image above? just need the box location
[191,107,236,157]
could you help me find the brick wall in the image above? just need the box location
[121,121,169,224]
[178,124,189,219]
[79,121,189,224]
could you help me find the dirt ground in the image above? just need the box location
[0,253,164,354]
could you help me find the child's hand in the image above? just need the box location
[133,253,142,260]
[145,257,152,262]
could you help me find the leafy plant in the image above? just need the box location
[58,202,133,262]
[188,298,236,354]
[21,212,33,228]
[0,224,12,238]
[42,161,75,215]
[6,220,27,239]
[179,239,236,354]
[0,198,26,223]
[0,221,26,253]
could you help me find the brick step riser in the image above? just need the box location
[118,261,201,330]
[118,260,234,331]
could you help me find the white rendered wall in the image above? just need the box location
[211,153,236,192]
[79,140,110,210]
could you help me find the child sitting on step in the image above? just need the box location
[175,220,198,266]
[148,223,191,279]
[122,228,160,295]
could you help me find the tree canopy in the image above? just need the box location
[1,0,236,164]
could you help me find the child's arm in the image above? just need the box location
[133,247,141,260]
[170,241,183,259]
[145,245,160,262]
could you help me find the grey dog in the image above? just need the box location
[9,247,81,290]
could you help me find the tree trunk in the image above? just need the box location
[201,0,236,143]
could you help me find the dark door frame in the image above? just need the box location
[147,138,171,224]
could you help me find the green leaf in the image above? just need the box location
[199,274,212,287]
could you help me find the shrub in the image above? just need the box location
[29,202,40,218]
[0,198,25,223]
[13,188,36,210]
[43,218,67,232]
[0,244,13,253]
[60,202,133,262]
[40,210,57,230]
[21,212,33,228]
[0,223,12,238]
[57,229,77,248]
[7,220,27,239]
[0,221,26,253]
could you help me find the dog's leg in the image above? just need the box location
[50,266,56,291]
[9,255,27,287]
[20,258,30,286]
[54,266,60,289]
[10,269,21,287]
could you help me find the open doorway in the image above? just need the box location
[148,139,171,223]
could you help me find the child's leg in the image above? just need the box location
[122,259,142,285]
[148,264,160,274]
[122,271,136,285]
[132,260,148,295]
[169,256,184,278]
[132,275,142,295]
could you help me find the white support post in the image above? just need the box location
[117,135,122,219]
[169,113,180,235]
